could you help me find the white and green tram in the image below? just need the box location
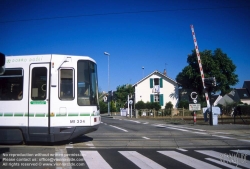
[0,54,100,143]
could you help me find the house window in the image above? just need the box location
[154,78,159,85]
[154,94,159,102]
[150,94,164,106]
[150,78,163,89]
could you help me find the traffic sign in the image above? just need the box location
[189,104,201,111]
[129,100,133,104]
[190,92,198,100]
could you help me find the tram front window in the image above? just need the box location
[77,60,98,106]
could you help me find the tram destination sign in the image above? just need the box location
[189,104,201,111]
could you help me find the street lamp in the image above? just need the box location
[104,52,110,116]
[142,66,144,78]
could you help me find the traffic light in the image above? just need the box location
[204,77,216,87]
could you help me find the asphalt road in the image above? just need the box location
[0,116,250,169]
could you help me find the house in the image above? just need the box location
[133,70,179,108]
[216,80,250,105]
[233,81,250,104]
[216,92,235,106]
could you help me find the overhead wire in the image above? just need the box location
[0,6,249,24]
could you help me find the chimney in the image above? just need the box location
[163,69,167,76]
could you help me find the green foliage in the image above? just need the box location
[138,110,142,116]
[165,101,173,115]
[135,100,145,110]
[239,105,250,115]
[115,84,134,108]
[176,49,239,96]
[152,102,161,111]
[217,102,237,115]
[178,100,189,109]
[145,102,153,109]
[110,101,116,112]
[99,101,107,114]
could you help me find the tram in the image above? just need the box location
[0,54,100,143]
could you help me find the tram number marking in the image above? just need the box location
[70,120,85,123]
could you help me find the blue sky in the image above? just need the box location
[1,0,250,92]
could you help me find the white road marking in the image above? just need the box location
[85,142,96,148]
[166,124,206,132]
[119,151,166,169]
[212,135,234,139]
[205,158,242,169]
[123,119,141,123]
[80,151,112,169]
[196,150,250,168]
[158,151,221,169]
[165,126,189,132]
[231,150,250,155]
[176,148,188,152]
[109,125,128,132]
[212,131,230,135]
[56,147,72,169]
[142,136,150,139]
[65,142,73,148]
[193,131,208,135]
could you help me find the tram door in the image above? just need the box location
[28,64,50,134]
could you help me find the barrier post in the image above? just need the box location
[193,111,196,125]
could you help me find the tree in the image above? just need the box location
[110,100,116,113]
[176,49,238,96]
[115,84,134,108]
[99,101,107,114]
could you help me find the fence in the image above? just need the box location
[136,108,250,125]
[138,108,203,117]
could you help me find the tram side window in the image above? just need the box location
[59,69,74,100]
[31,67,47,100]
[0,69,23,100]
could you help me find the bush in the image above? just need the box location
[135,101,145,110]
[152,102,161,111]
[165,101,173,116]
[178,100,189,109]
[138,110,142,116]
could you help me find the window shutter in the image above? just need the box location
[150,78,153,88]
[160,94,164,106]
[150,94,154,103]
[160,78,163,88]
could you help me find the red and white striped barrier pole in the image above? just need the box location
[190,25,210,108]
[193,111,196,124]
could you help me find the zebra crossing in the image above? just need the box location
[67,148,250,169]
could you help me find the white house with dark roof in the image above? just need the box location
[216,80,250,105]
[133,70,179,108]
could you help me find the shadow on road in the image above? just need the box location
[0,135,93,146]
